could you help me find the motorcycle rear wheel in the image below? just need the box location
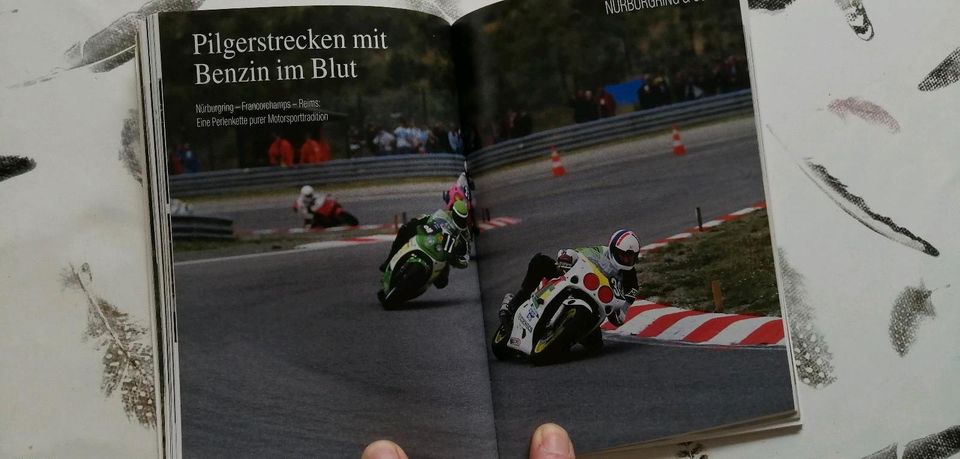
[339,211,359,226]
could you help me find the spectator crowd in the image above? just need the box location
[476,55,752,150]
[579,55,751,123]
[166,56,749,171]
[350,119,463,156]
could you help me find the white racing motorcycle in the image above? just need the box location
[491,255,621,365]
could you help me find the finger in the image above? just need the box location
[530,423,576,459]
[361,440,409,459]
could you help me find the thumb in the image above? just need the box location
[530,423,576,459]
[361,440,409,459]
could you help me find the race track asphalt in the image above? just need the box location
[176,241,498,458]
[174,117,795,458]
[475,116,794,457]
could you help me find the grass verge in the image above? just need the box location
[635,210,781,317]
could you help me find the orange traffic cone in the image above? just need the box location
[550,146,566,177]
[672,126,687,156]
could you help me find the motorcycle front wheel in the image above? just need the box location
[379,261,430,310]
[491,323,513,361]
[529,307,588,366]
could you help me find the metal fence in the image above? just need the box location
[169,90,751,197]
[466,89,753,173]
[171,215,235,240]
[170,154,466,197]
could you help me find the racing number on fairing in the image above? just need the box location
[609,277,621,297]
[441,230,458,254]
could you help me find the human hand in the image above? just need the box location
[360,440,408,459]
[529,423,576,459]
[359,422,575,459]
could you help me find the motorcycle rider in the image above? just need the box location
[443,172,474,211]
[498,229,642,327]
[293,185,336,228]
[443,172,478,236]
[380,199,472,289]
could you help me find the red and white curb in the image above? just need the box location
[602,300,785,346]
[477,216,521,231]
[293,217,522,250]
[606,203,782,347]
[640,202,767,252]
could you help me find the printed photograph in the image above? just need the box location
[154,1,796,457]
[158,6,498,458]
[454,0,798,455]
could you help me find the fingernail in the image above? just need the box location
[361,440,403,459]
[536,424,573,457]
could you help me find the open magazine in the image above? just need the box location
[137,1,799,457]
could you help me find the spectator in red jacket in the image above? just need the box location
[597,87,617,118]
[299,133,322,164]
[300,131,332,163]
[268,132,294,167]
[314,132,332,163]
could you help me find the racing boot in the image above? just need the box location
[433,266,450,289]
[837,0,874,41]
[497,294,515,324]
[497,288,531,324]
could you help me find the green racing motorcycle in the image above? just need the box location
[377,214,469,310]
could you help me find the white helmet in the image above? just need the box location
[300,185,314,196]
[608,229,640,270]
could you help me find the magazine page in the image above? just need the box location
[452,0,798,456]
[149,5,497,457]
[595,1,960,458]
[0,1,198,457]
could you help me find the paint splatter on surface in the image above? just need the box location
[889,283,936,357]
[119,110,143,185]
[836,0,874,40]
[766,125,939,258]
[748,0,873,40]
[64,0,203,70]
[828,97,901,133]
[748,0,796,11]
[919,47,960,92]
[861,425,960,459]
[802,159,939,257]
[11,0,203,88]
[903,425,960,459]
[61,263,156,428]
[677,442,708,459]
[779,249,836,388]
[0,155,36,183]
[864,444,899,459]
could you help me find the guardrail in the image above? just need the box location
[169,90,751,196]
[170,154,465,197]
[466,89,753,174]
[171,215,235,240]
